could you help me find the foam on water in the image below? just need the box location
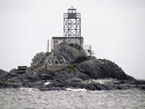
[19,87,39,92]
[66,88,87,91]
[44,81,50,85]
[19,87,33,91]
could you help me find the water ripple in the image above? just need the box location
[0,88,145,109]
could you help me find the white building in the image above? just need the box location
[47,36,92,56]
[51,36,83,51]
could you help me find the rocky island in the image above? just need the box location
[0,42,145,91]
[1,7,145,91]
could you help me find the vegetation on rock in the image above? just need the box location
[66,64,78,72]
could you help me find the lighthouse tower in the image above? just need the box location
[50,7,85,52]
[63,6,81,37]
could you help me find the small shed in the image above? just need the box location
[17,66,27,74]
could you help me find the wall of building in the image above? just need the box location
[51,37,83,51]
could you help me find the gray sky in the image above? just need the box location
[0,0,145,79]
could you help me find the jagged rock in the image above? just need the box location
[31,42,87,67]
[23,68,39,81]
[79,58,136,81]
[31,52,47,67]
[7,69,18,79]
[0,69,8,80]
[0,81,22,88]
[54,42,87,64]
[1,42,143,90]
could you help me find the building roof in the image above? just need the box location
[52,37,83,39]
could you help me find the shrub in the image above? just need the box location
[0,78,15,83]
[0,78,5,82]
[66,64,78,72]
[7,80,15,83]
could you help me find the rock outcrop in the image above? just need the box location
[0,69,8,80]
[53,42,87,64]
[78,59,135,80]
[0,42,144,90]
[31,42,87,67]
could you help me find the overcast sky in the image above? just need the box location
[0,0,145,79]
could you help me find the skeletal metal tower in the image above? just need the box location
[63,7,81,37]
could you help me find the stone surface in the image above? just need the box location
[31,42,87,67]
[0,69,8,80]
[78,58,135,80]
[53,42,87,64]
[0,42,144,90]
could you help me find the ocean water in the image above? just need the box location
[0,88,145,109]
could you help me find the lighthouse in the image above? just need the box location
[63,6,81,37]
[51,7,83,51]
[47,7,91,56]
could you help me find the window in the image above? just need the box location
[54,41,58,48]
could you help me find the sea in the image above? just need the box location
[0,88,145,109]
